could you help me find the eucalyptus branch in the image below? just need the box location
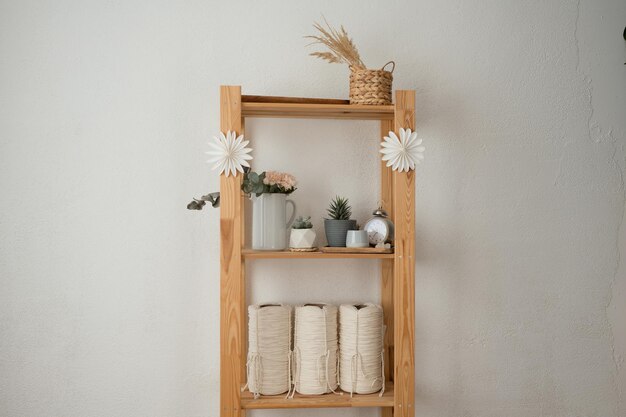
[187,192,220,210]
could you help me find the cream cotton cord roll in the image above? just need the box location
[339,303,385,396]
[245,304,292,398]
[292,304,339,396]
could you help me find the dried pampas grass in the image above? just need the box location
[306,19,365,69]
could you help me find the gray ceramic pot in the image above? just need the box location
[324,219,357,247]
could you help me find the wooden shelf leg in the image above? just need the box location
[392,90,416,417]
[219,85,246,417]
[381,118,395,417]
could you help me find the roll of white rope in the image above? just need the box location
[339,303,385,396]
[245,304,292,398]
[292,304,339,395]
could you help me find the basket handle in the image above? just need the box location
[381,61,395,73]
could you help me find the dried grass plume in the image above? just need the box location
[306,18,366,69]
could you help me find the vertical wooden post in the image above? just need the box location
[392,90,415,417]
[380,118,395,417]
[219,85,246,417]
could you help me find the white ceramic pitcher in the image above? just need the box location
[251,194,296,250]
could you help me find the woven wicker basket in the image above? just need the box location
[349,61,395,105]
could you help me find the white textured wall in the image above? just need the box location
[1,1,625,416]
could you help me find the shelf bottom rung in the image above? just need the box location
[240,383,394,409]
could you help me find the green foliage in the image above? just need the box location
[292,216,313,229]
[187,192,220,210]
[241,171,267,196]
[326,196,352,220]
[265,182,296,195]
[241,171,296,196]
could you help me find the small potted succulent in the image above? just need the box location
[324,196,357,247]
[289,216,317,249]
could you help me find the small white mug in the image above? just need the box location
[346,230,369,248]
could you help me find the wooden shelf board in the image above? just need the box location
[320,246,393,254]
[242,94,349,105]
[242,249,394,259]
[241,101,394,120]
[241,384,394,409]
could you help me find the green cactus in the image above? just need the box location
[326,196,352,220]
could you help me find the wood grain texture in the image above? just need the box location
[219,85,245,417]
[241,384,394,409]
[242,249,393,259]
[242,94,349,105]
[241,102,394,120]
[380,118,395,417]
[239,115,248,404]
[392,90,416,417]
[319,246,392,254]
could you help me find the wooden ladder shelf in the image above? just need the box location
[219,86,415,416]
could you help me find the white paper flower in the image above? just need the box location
[206,131,253,177]
[380,128,425,172]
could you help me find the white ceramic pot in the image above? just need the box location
[289,228,317,249]
[346,230,369,248]
[251,193,296,250]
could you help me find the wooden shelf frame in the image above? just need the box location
[241,94,394,120]
[241,383,395,409]
[242,249,394,259]
[219,87,415,417]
